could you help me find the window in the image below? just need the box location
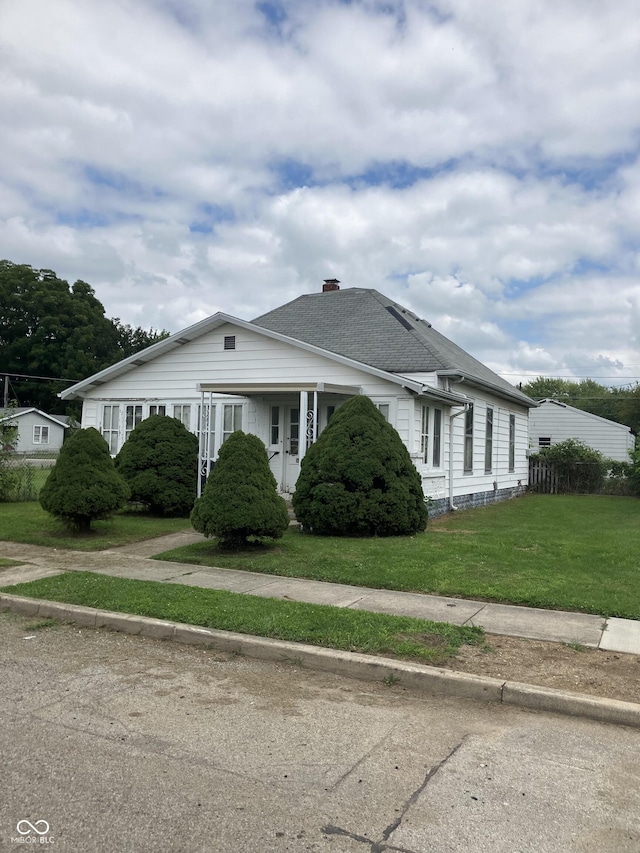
[376,403,390,421]
[538,436,551,448]
[289,407,299,455]
[173,404,191,430]
[464,404,474,473]
[484,407,494,474]
[102,405,119,454]
[149,405,166,416]
[223,404,242,443]
[421,405,430,464]
[432,409,442,467]
[326,405,335,425]
[509,414,516,472]
[270,406,280,445]
[224,335,236,350]
[33,425,49,445]
[125,405,142,441]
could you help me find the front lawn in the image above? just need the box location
[155,494,640,619]
[0,502,193,551]
[0,572,484,664]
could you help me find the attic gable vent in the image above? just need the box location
[224,335,236,351]
[385,305,413,331]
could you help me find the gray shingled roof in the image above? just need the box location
[254,288,534,406]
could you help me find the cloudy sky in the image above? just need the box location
[2,0,640,387]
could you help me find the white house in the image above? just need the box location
[60,282,536,515]
[0,408,69,454]
[528,399,636,463]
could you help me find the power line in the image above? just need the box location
[1,372,83,384]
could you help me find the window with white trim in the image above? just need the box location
[270,406,280,445]
[376,403,390,421]
[432,408,442,467]
[222,404,242,443]
[421,405,430,463]
[102,405,120,454]
[509,414,516,472]
[125,405,143,441]
[484,407,494,474]
[464,404,474,473]
[173,404,191,430]
[33,425,49,445]
[149,405,166,417]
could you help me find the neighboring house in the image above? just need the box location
[60,282,536,515]
[528,399,636,463]
[0,408,69,454]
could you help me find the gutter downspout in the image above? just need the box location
[449,404,469,512]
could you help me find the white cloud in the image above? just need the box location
[1,0,640,386]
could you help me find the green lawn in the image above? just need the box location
[0,572,483,665]
[0,502,193,551]
[155,494,640,620]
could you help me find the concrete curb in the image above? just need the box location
[3,592,640,729]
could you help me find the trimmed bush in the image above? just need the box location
[191,431,290,547]
[292,395,428,536]
[39,427,130,531]
[115,415,199,517]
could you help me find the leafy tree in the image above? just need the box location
[0,260,169,414]
[39,427,130,531]
[191,431,289,547]
[292,396,428,536]
[115,415,199,516]
[531,438,608,494]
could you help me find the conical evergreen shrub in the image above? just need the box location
[115,415,199,516]
[40,427,130,531]
[191,431,290,547]
[292,396,428,536]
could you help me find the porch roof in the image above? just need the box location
[196,381,362,396]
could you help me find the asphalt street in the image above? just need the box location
[1,612,639,853]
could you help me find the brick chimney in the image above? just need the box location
[322,278,340,292]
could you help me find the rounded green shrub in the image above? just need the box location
[115,415,199,517]
[191,431,290,547]
[292,395,428,536]
[39,427,130,531]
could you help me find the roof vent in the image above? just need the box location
[224,335,236,350]
[322,279,340,292]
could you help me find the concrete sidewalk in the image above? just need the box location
[1,533,639,655]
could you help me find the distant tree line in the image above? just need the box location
[0,260,169,415]
[522,377,640,436]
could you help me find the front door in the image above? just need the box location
[283,406,300,492]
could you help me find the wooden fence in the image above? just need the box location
[528,460,559,494]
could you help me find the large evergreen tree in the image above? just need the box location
[115,415,199,517]
[39,428,130,531]
[191,431,289,547]
[292,396,428,536]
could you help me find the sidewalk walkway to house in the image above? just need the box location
[1,531,639,655]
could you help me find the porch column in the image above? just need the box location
[299,390,308,459]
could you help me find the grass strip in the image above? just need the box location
[0,502,193,551]
[154,494,640,620]
[0,571,484,664]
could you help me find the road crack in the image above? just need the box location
[322,738,466,852]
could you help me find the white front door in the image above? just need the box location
[283,406,300,492]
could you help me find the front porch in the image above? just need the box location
[196,381,361,495]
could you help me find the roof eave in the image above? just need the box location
[437,370,537,408]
